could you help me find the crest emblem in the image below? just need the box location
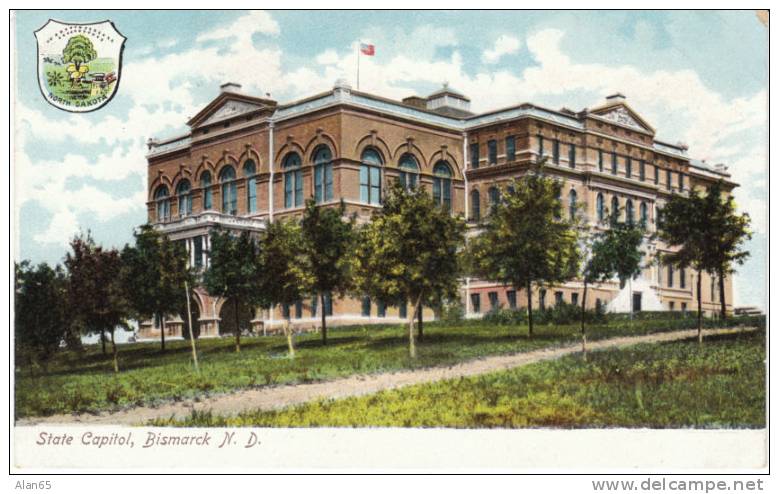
[34,20,125,112]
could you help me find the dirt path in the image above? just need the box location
[17,327,755,426]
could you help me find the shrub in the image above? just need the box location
[483,308,526,326]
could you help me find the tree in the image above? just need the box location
[469,162,580,337]
[701,181,751,319]
[65,232,130,373]
[300,199,355,345]
[14,261,70,374]
[62,35,96,85]
[580,215,645,358]
[354,183,465,357]
[202,229,263,353]
[259,220,312,358]
[122,225,192,353]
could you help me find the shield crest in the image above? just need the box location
[34,20,125,112]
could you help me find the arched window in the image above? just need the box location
[568,189,577,221]
[244,160,257,213]
[626,199,634,224]
[470,189,480,221]
[398,153,419,190]
[201,171,212,210]
[282,152,303,208]
[360,148,382,205]
[611,196,620,221]
[219,165,237,215]
[488,186,500,210]
[154,185,170,222]
[640,201,648,225]
[176,179,192,217]
[312,146,333,204]
[596,193,605,222]
[432,161,452,211]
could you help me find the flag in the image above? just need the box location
[360,43,375,56]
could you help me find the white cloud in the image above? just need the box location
[482,34,521,64]
[196,10,279,50]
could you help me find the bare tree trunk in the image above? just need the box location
[581,280,588,361]
[526,281,534,337]
[284,318,296,358]
[110,329,119,373]
[233,298,241,353]
[185,281,199,373]
[697,269,703,345]
[417,303,424,341]
[408,296,421,359]
[718,269,727,320]
[160,315,167,352]
[320,292,327,346]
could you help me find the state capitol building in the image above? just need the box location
[140,80,736,339]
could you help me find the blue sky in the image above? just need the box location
[13,10,767,308]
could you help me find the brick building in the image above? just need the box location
[139,80,736,340]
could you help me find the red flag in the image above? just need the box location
[360,43,375,56]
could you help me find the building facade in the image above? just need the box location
[140,81,736,340]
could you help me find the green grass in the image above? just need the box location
[158,328,765,429]
[42,58,116,102]
[15,316,762,419]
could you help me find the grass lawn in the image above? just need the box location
[159,328,765,429]
[15,316,761,419]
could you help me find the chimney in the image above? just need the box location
[714,163,729,173]
[220,82,243,94]
[605,92,626,103]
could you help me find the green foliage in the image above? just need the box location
[14,261,70,371]
[62,35,97,68]
[585,216,645,286]
[46,71,64,87]
[259,219,313,313]
[176,329,764,428]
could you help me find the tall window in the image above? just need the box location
[611,196,620,220]
[611,152,618,175]
[488,186,500,210]
[506,136,516,162]
[432,161,452,212]
[243,159,257,213]
[488,292,498,310]
[201,171,212,210]
[470,189,481,221]
[626,199,634,224]
[640,201,648,225]
[667,265,674,288]
[469,143,479,169]
[282,152,303,208]
[568,144,576,168]
[655,165,660,185]
[552,139,560,164]
[507,290,517,309]
[537,135,544,158]
[667,169,672,191]
[626,157,632,178]
[313,146,334,203]
[470,293,481,313]
[360,148,382,205]
[680,268,686,289]
[639,160,646,181]
[598,149,604,172]
[219,166,237,215]
[488,140,497,165]
[176,179,192,217]
[154,185,170,222]
[678,172,684,190]
[398,153,419,190]
[568,189,577,221]
[361,296,371,317]
[597,193,605,222]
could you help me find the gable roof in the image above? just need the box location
[587,100,656,135]
[187,91,277,128]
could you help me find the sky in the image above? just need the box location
[13,10,768,309]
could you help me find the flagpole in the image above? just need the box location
[356,42,361,90]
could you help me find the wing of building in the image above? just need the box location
[141,80,737,340]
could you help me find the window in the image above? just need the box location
[595,298,602,312]
[669,301,675,311]
[506,136,516,162]
[611,196,620,220]
[569,144,576,168]
[639,160,645,181]
[176,180,192,217]
[243,160,257,213]
[295,301,303,319]
[399,299,407,319]
[377,300,386,318]
[552,139,560,164]
[313,146,334,203]
[681,302,687,313]
[361,296,371,317]
[678,172,684,191]
[201,171,213,210]
[470,189,481,221]
[282,152,303,208]
[360,148,383,205]
[667,169,672,191]
[488,139,497,165]
[597,193,605,222]
[626,199,634,224]
[711,276,718,303]
[469,143,479,169]
[282,303,290,319]
[488,186,500,210]
[432,161,452,211]
[568,189,577,221]
[470,293,481,313]
[680,268,686,289]
[155,185,171,222]
[539,289,546,310]
[555,291,564,306]
[398,153,419,190]
[572,293,579,305]
[311,297,318,317]
[507,290,517,309]
[193,236,203,268]
[640,202,648,225]
[324,293,333,316]
[654,165,660,185]
[626,157,632,178]
[611,152,618,175]
[537,135,544,158]
[598,150,604,172]
[488,292,498,310]
[667,265,674,288]
[219,166,237,215]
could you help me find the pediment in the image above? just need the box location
[187,92,276,128]
[590,104,655,134]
